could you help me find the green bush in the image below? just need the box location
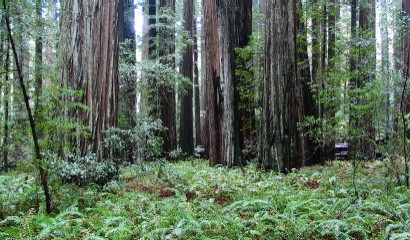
[47,151,116,186]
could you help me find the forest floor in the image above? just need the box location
[1,159,409,239]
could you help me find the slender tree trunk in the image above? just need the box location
[35,0,43,104]
[200,15,208,153]
[297,0,318,166]
[194,19,201,146]
[3,0,51,213]
[259,0,302,172]
[34,0,43,133]
[403,0,410,113]
[393,0,403,132]
[203,0,222,166]
[45,0,57,87]
[2,41,9,172]
[59,0,120,158]
[380,0,391,134]
[1,14,5,171]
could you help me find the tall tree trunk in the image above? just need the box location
[380,0,391,134]
[203,0,222,166]
[35,0,43,103]
[194,20,201,146]
[2,40,9,172]
[34,0,43,131]
[200,15,207,151]
[259,0,303,172]
[217,0,244,167]
[359,0,376,158]
[45,0,57,87]
[297,0,318,166]
[180,0,194,154]
[403,0,410,113]
[59,0,120,158]
[393,0,403,132]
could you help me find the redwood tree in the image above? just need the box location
[259,0,303,172]
[180,0,194,154]
[159,0,177,153]
[202,0,222,166]
[59,0,120,158]
[216,0,245,167]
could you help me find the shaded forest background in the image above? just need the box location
[0,0,410,236]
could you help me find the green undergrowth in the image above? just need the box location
[1,160,409,239]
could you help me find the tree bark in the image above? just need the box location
[194,19,201,146]
[2,39,9,172]
[259,0,303,172]
[217,0,244,167]
[203,0,222,166]
[35,0,43,105]
[59,0,120,158]
[403,0,410,113]
[380,0,391,133]
[180,0,194,154]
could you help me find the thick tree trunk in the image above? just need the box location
[259,0,303,172]
[203,0,222,166]
[180,0,194,154]
[217,0,244,167]
[59,0,120,158]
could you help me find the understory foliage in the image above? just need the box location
[1,160,409,239]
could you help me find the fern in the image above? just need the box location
[391,232,410,240]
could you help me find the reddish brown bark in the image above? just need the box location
[180,0,194,154]
[60,0,120,158]
[203,0,222,166]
